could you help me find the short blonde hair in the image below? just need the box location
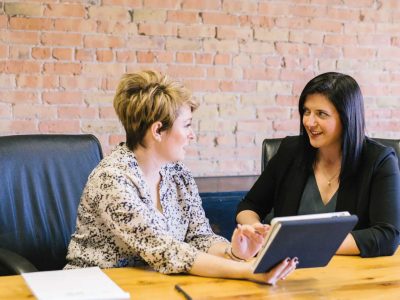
[113,70,199,150]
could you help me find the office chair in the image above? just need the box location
[0,134,103,276]
[261,137,400,171]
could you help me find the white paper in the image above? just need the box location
[22,267,130,300]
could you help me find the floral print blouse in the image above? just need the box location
[65,144,227,274]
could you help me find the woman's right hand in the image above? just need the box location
[244,257,298,285]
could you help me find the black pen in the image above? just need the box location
[175,284,193,300]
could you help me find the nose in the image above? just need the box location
[188,127,196,141]
[304,113,316,127]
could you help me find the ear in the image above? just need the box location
[150,121,163,142]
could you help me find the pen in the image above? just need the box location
[175,284,193,300]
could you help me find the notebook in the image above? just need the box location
[22,267,130,300]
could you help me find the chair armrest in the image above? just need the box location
[0,248,38,275]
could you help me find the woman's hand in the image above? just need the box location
[246,257,298,285]
[231,223,270,260]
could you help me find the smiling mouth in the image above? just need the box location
[309,130,322,136]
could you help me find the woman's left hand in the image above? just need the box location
[230,223,270,260]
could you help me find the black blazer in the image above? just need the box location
[237,136,400,257]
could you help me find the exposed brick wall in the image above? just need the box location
[1,0,400,176]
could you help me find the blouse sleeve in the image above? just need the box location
[173,164,228,250]
[94,168,200,274]
[352,152,400,257]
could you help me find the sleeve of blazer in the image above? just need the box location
[352,151,400,257]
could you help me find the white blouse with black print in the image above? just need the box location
[65,143,227,274]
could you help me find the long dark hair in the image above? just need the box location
[298,72,365,181]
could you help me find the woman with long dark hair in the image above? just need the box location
[237,72,400,257]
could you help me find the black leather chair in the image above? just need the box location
[262,137,400,171]
[0,134,103,276]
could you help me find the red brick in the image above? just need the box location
[326,7,361,21]
[5,61,41,74]
[9,17,52,30]
[358,35,391,46]
[144,0,181,9]
[17,75,58,89]
[58,107,98,119]
[44,63,82,75]
[13,104,57,119]
[59,76,101,90]
[99,106,117,119]
[88,6,130,21]
[43,91,83,105]
[0,45,8,58]
[52,48,73,60]
[324,34,357,46]
[75,49,94,61]
[155,51,174,63]
[166,38,201,51]
[223,0,257,13]
[32,47,51,59]
[97,21,137,35]
[344,23,375,34]
[275,17,308,29]
[343,0,375,7]
[0,91,38,103]
[167,11,201,24]
[102,0,142,6]
[178,24,215,38]
[138,23,177,36]
[176,52,193,63]
[207,66,242,79]
[9,45,30,59]
[273,119,299,131]
[259,2,291,16]
[182,0,221,10]
[137,51,156,63]
[343,47,376,59]
[81,120,121,134]
[290,4,327,17]
[195,53,213,64]
[54,19,97,32]
[4,3,43,17]
[183,79,219,92]
[109,134,125,146]
[5,31,39,44]
[0,74,15,88]
[0,16,7,29]
[239,15,274,27]
[217,26,252,39]
[311,46,342,58]
[39,120,81,133]
[308,19,343,33]
[257,107,291,120]
[243,68,280,80]
[220,81,256,92]
[116,50,136,62]
[0,120,38,134]
[84,35,125,48]
[44,4,86,17]
[0,104,11,118]
[166,65,205,78]
[202,12,239,25]
[96,50,114,62]
[83,63,125,77]
[41,32,82,47]
[214,54,230,65]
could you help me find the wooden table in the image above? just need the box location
[1,250,399,299]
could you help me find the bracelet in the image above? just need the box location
[224,245,246,262]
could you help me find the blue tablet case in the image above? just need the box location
[253,215,358,273]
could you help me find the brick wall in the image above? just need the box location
[1,0,400,176]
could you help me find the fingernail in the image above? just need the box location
[294,257,299,263]
[285,257,290,263]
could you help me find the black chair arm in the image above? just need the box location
[0,248,38,275]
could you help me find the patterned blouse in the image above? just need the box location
[65,144,227,274]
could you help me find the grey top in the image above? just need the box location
[298,173,337,215]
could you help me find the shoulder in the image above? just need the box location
[163,162,195,184]
[273,135,302,161]
[363,137,397,163]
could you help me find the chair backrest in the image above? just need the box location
[0,134,103,273]
[262,137,400,171]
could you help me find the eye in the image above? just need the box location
[185,122,192,128]
[303,108,310,116]
[318,111,329,118]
